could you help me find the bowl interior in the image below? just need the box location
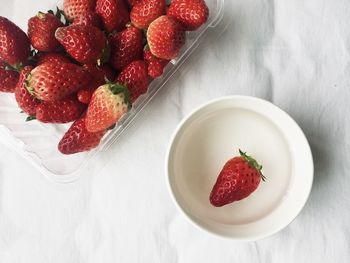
[167,96,313,240]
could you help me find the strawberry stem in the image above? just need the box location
[108,83,131,107]
[239,149,266,181]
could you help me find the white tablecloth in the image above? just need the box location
[1,0,350,262]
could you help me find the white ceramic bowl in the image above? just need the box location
[166,96,313,240]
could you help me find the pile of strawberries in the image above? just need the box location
[0,0,209,154]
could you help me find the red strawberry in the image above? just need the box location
[72,12,102,28]
[167,0,209,31]
[0,62,19,92]
[55,24,110,64]
[130,0,166,29]
[209,150,266,207]
[28,12,64,52]
[147,15,186,60]
[35,52,71,65]
[143,48,169,78]
[116,60,148,102]
[36,96,85,123]
[85,82,130,132]
[95,0,129,32]
[0,16,31,66]
[77,64,115,104]
[14,66,41,116]
[63,0,96,22]
[127,0,141,7]
[26,62,91,101]
[109,26,143,71]
[58,117,107,154]
[83,64,115,84]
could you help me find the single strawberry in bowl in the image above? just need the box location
[130,0,166,29]
[209,150,266,207]
[55,24,110,65]
[64,0,96,22]
[36,96,86,123]
[0,62,19,93]
[95,0,129,32]
[147,15,186,60]
[116,60,149,102]
[109,25,143,71]
[14,66,41,117]
[26,61,91,101]
[0,16,31,66]
[85,82,130,132]
[58,116,107,154]
[35,52,71,65]
[167,0,209,31]
[73,12,102,28]
[28,12,64,52]
[143,47,169,78]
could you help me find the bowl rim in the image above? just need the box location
[165,95,314,241]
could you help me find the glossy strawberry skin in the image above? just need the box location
[28,62,91,101]
[109,26,143,71]
[64,0,96,22]
[55,24,109,64]
[85,83,130,132]
[95,0,129,32]
[14,66,41,116]
[72,12,102,28]
[143,48,169,78]
[130,0,166,29]
[36,96,86,123]
[28,12,64,52]
[147,15,186,60]
[167,0,209,31]
[0,16,31,65]
[77,64,115,104]
[127,0,141,7]
[35,52,71,66]
[116,60,149,102]
[209,155,263,207]
[58,117,106,154]
[0,62,19,92]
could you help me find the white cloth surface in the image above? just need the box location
[1,0,350,262]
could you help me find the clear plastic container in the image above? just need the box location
[0,0,226,183]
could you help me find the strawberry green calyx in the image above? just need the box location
[26,116,36,122]
[239,149,266,181]
[37,12,46,20]
[108,83,131,108]
[3,61,24,73]
[24,74,35,96]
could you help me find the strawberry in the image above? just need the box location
[130,0,166,29]
[58,117,107,154]
[209,150,266,207]
[14,66,41,116]
[28,12,64,52]
[63,0,96,22]
[85,82,130,132]
[143,47,169,78]
[0,16,31,66]
[167,0,209,31]
[26,62,91,101]
[72,12,102,28]
[77,64,115,104]
[55,24,110,64]
[36,96,85,123]
[0,62,19,92]
[116,60,149,102]
[95,0,129,32]
[147,15,186,60]
[35,52,71,65]
[127,0,141,7]
[109,26,143,71]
